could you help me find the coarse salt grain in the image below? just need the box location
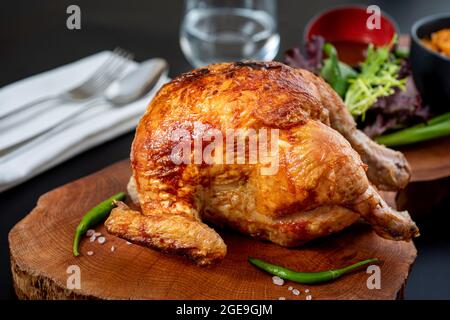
[272,276,284,286]
[306,295,312,300]
[89,235,96,242]
[94,232,102,237]
[278,297,286,300]
[126,241,132,245]
[288,286,293,291]
[305,289,310,293]
[292,289,300,296]
[87,251,94,256]
[86,229,95,237]
[110,245,115,252]
[97,236,106,244]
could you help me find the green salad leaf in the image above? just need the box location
[344,39,406,120]
[321,43,357,97]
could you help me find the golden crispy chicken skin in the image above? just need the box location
[105,61,419,265]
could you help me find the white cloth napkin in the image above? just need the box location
[0,51,169,192]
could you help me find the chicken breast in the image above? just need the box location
[105,61,419,265]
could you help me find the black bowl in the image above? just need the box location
[410,13,450,112]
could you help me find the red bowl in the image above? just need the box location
[305,6,399,65]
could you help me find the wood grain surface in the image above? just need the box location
[9,160,417,300]
[401,136,450,182]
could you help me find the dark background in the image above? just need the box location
[1,0,449,299]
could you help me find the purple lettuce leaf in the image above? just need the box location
[361,71,430,138]
[285,36,325,74]
[285,38,429,138]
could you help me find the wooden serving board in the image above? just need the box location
[401,136,450,182]
[396,137,450,217]
[9,160,416,300]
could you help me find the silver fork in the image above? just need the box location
[0,48,134,120]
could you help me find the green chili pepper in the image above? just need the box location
[248,257,378,284]
[73,192,125,256]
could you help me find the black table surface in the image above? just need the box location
[1,0,450,300]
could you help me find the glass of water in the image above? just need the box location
[180,0,280,68]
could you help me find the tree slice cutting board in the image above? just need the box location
[9,160,416,300]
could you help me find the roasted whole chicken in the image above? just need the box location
[105,62,419,265]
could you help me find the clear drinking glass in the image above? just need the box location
[180,0,280,68]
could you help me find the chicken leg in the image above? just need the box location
[303,69,411,190]
[352,185,419,240]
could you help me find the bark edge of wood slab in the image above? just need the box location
[8,160,417,300]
